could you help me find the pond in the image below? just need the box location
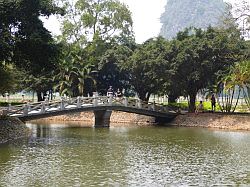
[0,121,249,186]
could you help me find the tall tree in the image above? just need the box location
[170,27,244,112]
[120,37,169,101]
[0,0,63,100]
[60,0,133,45]
[97,44,133,94]
[217,60,250,112]
[56,0,134,96]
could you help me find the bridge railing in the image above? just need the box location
[111,97,176,113]
[6,96,177,117]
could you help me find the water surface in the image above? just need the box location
[0,122,249,186]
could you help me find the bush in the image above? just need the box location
[167,102,189,110]
[0,114,10,120]
[0,102,24,107]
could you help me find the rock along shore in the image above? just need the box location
[0,116,30,144]
[30,111,250,131]
[171,113,250,131]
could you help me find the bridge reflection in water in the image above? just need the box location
[6,96,178,127]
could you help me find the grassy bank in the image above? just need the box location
[167,101,249,113]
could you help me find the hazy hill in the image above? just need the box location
[160,0,226,39]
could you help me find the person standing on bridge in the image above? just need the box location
[107,86,114,97]
[116,88,123,98]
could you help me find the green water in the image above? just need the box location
[0,122,249,186]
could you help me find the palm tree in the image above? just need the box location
[217,60,250,112]
[53,60,76,97]
[72,55,97,96]
[233,61,250,109]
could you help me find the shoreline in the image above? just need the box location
[1,112,249,144]
[0,116,30,144]
[171,113,250,131]
[28,111,250,131]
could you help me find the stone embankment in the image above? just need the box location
[171,113,250,131]
[0,116,30,144]
[33,111,250,130]
[38,111,156,127]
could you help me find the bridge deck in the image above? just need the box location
[6,96,178,122]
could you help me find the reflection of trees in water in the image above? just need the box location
[28,124,61,145]
[0,145,14,165]
[0,138,29,166]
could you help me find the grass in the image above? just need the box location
[0,102,25,107]
[168,101,222,111]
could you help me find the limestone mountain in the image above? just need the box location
[160,0,226,39]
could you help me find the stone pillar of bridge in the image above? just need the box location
[94,110,112,127]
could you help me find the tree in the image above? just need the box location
[97,44,133,95]
[169,27,244,112]
[217,60,250,112]
[223,0,250,39]
[0,0,63,100]
[120,37,169,101]
[53,43,98,97]
[60,0,133,44]
[0,65,22,95]
[72,61,97,96]
[56,0,134,96]
[234,0,250,21]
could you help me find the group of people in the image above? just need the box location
[195,94,216,114]
[107,86,123,97]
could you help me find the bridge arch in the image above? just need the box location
[5,96,178,127]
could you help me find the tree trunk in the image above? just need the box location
[138,91,148,102]
[168,94,178,103]
[50,90,53,100]
[189,91,197,112]
[145,92,151,102]
[37,91,43,102]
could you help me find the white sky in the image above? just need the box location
[43,0,241,43]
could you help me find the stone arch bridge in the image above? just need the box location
[5,96,178,127]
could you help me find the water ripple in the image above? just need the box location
[0,125,249,186]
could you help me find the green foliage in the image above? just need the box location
[54,0,134,96]
[0,0,62,63]
[60,0,134,44]
[53,43,98,97]
[160,0,226,39]
[168,101,220,111]
[97,44,133,94]
[166,26,244,112]
[119,37,169,101]
[216,60,250,112]
[0,0,63,100]
[0,66,15,94]
[167,102,189,110]
[0,65,23,94]
[0,102,24,107]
